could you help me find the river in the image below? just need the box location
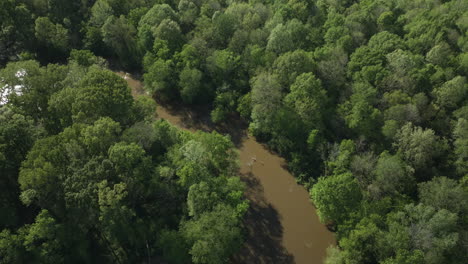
[117,72,336,264]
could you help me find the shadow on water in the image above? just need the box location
[232,173,295,264]
[155,100,249,148]
[115,71,248,147]
[116,71,335,264]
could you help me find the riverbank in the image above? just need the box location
[117,72,335,264]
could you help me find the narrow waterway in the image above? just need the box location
[117,72,335,264]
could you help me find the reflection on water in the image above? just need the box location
[117,72,336,264]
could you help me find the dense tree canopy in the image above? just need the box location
[1,0,468,263]
[0,54,247,263]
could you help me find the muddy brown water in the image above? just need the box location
[117,72,336,264]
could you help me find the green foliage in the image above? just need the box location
[426,42,455,67]
[80,117,121,154]
[314,46,348,92]
[311,172,362,226]
[178,0,199,26]
[153,19,183,52]
[273,49,316,88]
[338,215,383,263]
[348,31,404,76]
[453,118,468,176]
[380,249,425,264]
[182,205,243,264]
[266,24,293,54]
[22,210,66,263]
[137,3,177,52]
[157,229,191,264]
[327,139,356,175]
[384,204,459,264]
[18,134,64,209]
[69,49,98,67]
[211,13,238,47]
[187,177,247,219]
[179,67,203,104]
[340,82,382,139]
[102,15,138,68]
[0,0,33,66]
[138,4,177,29]
[284,72,327,128]
[0,108,38,176]
[434,76,467,110]
[0,107,39,227]
[212,91,245,124]
[266,19,310,54]
[90,0,114,27]
[2,0,468,263]
[249,72,282,136]
[324,246,345,264]
[176,44,203,69]
[133,95,157,121]
[0,60,67,122]
[72,68,134,125]
[34,17,70,55]
[394,123,446,172]
[143,58,175,99]
[0,229,26,263]
[237,92,252,119]
[370,152,415,198]
[419,177,468,216]
[206,49,240,84]
[5,60,247,262]
[377,11,398,33]
[97,180,136,262]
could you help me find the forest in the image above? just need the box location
[1,0,467,263]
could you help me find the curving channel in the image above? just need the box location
[118,72,336,264]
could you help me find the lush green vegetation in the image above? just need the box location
[1,0,467,263]
[0,55,247,263]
